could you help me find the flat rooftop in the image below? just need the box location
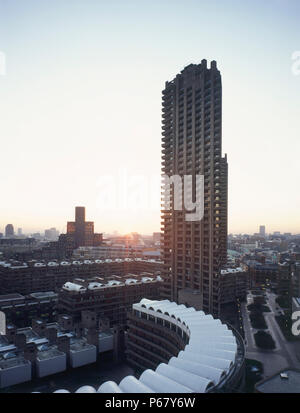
[70,338,95,352]
[17,328,48,345]
[0,355,30,370]
[98,331,113,339]
[30,292,57,299]
[37,347,65,361]
[45,322,74,338]
[0,336,16,353]
[256,369,300,393]
[0,293,24,303]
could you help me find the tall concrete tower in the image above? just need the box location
[161,60,228,316]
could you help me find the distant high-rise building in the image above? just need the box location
[153,232,161,244]
[17,228,22,236]
[259,225,266,237]
[5,224,14,238]
[161,60,228,316]
[67,206,102,248]
[44,227,59,241]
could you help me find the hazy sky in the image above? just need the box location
[0,0,299,235]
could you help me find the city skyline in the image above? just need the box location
[0,0,299,235]
[0,219,299,238]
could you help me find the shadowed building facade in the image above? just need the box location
[67,206,102,248]
[161,60,228,317]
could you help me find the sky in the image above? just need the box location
[0,0,299,235]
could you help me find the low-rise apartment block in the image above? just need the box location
[0,258,163,295]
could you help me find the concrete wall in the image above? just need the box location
[98,335,113,353]
[178,289,203,310]
[70,346,96,368]
[0,362,31,388]
[36,354,66,378]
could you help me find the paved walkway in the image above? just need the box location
[242,290,300,379]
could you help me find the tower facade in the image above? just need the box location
[161,60,228,316]
[5,224,14,238]
[67,207,102,248]
[259,225,266,237]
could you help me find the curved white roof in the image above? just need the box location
[178,350,233,371]
[97,381,123,393]
[62,282,87,292]
[168,356,225,385]
[221,267,245,275]
[34,263,46,267]
[60,261,71,266]
[46,299,241,394]
[125,279,138,285]
[184,345,236,362]
[156,363,214,393]
[119,376,154,393]
[141,277,154,283]
[75,386,96,393]
[107,280,122,286]
[140,370,193,393]
[187,340,237,352]
[88,282,103,290]
[141,300,184,315]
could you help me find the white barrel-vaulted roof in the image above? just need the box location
[48,299,241,393]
